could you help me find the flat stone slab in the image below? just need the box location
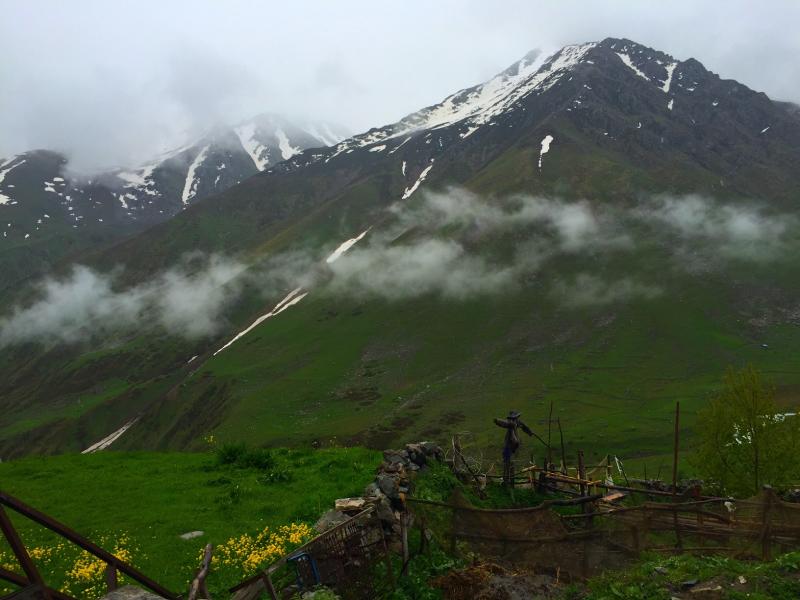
[179,530,204,540]
[335,497,366,511]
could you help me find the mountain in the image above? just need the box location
[2,38,799,460]
[0,114,348,294]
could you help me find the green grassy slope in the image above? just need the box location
[0,447,380,596]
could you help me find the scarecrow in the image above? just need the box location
[494,411,534,485]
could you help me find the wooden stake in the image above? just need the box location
[672,401,683,551]
[400,512,409,567]
[558,417,567,474]
[761,486,774,560]
[672,401,680,495]
[547,400,554,468]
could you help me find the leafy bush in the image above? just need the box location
[239,447,275,471]
[215,442,247,466]
[215,442,275,471]
[690,366,800,496]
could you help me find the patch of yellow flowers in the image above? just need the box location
[207,522,313,576]
[0,534,136,599]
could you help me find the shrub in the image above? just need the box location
[690,366,800,496]
[215,442,247,466]
[215,443,275,471]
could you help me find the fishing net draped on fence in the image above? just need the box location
[408,487,800,580]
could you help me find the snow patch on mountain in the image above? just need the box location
[0,157,25,205]
[326,229,370,264]
[235,122,271,171]
[661,63,677,93]
[117,164,158,196]
[539,135,554,170]
[117,165,153,188]
[276,128,301,160]
[181,145,209,205]
[82,417,139,453]
[616,52,650,81]
[402,161,434,200]
[214,288,308,356]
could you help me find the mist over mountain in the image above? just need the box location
[0,113,347,296]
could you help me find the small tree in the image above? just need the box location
[691,365,800,497]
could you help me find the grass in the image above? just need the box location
[0,446,380,597]
[0,378,130,439]
[576,552,800,599]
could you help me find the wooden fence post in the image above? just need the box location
[558,417,567,474]
[761,486,774,560]
[577,451,595,530]
[672,402,683,551]
[400,512,409,569]
[259,573,279,600]
[577,451,587,497]
[188,543,213,600]
[104,564,118,592]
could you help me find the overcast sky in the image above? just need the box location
[2,0,799,172]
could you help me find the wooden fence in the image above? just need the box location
[0,489,180,600]
[229,505,392,600]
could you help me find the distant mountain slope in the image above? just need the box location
[1,38,799,459]
[0,114,347,294]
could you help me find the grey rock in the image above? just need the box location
[363,482,381,498]
[315,509,350,533]
[371,494,395,523]
[405,443,427,466]
[419,441,444,459]
[101,586,163,600]
[383,449,410,465]
[179,530,204,540]
[376,473,399,499]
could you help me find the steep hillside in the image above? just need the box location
[1,38,799,460]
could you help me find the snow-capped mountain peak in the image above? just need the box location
[0,113,348,257]
[233,113,348,172]
[283,42,600,166]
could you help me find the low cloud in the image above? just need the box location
[328,238,516,300]
[1,189,796,348]
[640,194,795,261]
[0,255,245,347]
[393,189,631,251]
[551,274,662,307]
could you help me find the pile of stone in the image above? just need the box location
[315,441,444,535]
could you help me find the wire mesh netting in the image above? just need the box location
[409,487,800,580]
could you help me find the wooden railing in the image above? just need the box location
[229,505,392,600]
[0,489,180,600]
